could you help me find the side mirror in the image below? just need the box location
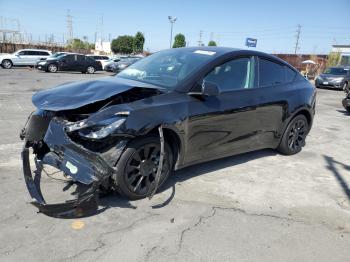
[202,81,219,96]
[188,81,219,97]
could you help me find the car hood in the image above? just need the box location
[32,76,164,111]
[319,73,345,79]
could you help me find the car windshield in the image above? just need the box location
[116,49,218,89]
[324,67,347,75]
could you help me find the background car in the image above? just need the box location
[0,49,51,69]
[36,53,102,73]
[87,55,111,69]
[105,57,142,73]
[315,66,350,90]
[102,57,124,70]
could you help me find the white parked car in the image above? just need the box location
[0,49,52,69]
[86,55,111,68]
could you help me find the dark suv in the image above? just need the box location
[37,53,102,74]
[315,66,350,90]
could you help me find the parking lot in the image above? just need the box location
[0,68,350,261]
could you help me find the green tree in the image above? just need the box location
[327,52,340,67]
[133,32,145,53]
[172,33,186,48]
[111,35,134,54]
[66,38,93,50]
[208,40,217,46]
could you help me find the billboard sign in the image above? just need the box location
[245,38,257,47]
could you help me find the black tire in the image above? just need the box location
[1,59,13,69]
[86,66,95,74]
[47,63,58,73]
[114,135,174,200]
[343,82,349,94]
[277,115,309,155]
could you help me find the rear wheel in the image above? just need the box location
[277,115,309,155]
[47,64,58,73]
[86,66,95,74]
[2,59,13,69]
[114,135,174,200]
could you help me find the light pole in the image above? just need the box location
[168,16,177,48]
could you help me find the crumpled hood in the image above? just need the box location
[32,76,163,111]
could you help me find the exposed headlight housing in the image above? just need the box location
[78,118,125,139]
[66,119,88,132]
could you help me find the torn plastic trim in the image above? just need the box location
[21,118,129,218]
[21,146,99,218]
[148,125,165,199]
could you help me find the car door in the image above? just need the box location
[185,56,260,164]
[59,54,74,71]
[253,57,296,149]
[13,50,27,65]
[26,51,41,65]
[76,55,86,71]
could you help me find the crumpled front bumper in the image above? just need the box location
[21,117,122,218]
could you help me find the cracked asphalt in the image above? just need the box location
[0,68,350,262]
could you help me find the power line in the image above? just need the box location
[294,24,301,54]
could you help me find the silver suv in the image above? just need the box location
[0,49,52,69]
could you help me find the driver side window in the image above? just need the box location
[204,57,254,92]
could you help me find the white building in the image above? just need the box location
[95,40,111,54]
[332,45,350,66]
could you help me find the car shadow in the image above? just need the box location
[324,155,350,201]
[336,109,350,115]
[97,149,277,213]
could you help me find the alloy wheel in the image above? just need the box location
[125,143,169,195]
[287,119,307,151]
[2,60,12,69]
[48,64,57,73]
[87,66,95,74]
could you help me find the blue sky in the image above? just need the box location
[0,0,349,54]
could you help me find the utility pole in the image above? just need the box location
[168,16,177,48]
[198,30,203,46]
[66,9,73,43]
[294,24,301,54]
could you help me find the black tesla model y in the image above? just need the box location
[20,47,316,217]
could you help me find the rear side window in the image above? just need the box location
[86,56,95,62]
[285,66,297,82]
[77,55,85,62]
[64,55,74,61]
[259,58,285,87]
[38,51,50,56]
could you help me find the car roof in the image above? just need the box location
[171,47,294,69]
[18,49,51,52]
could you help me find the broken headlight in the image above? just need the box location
[78,118,125,139]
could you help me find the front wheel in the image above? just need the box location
[1,59,13,69]
[114,135,174,200]
[343,82,349,94]
[86,66,95,74]
[277,115,309,155]
[47,64,58,73]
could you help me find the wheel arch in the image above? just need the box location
[281,106,313,140]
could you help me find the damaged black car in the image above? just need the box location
[20,47,316,217]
